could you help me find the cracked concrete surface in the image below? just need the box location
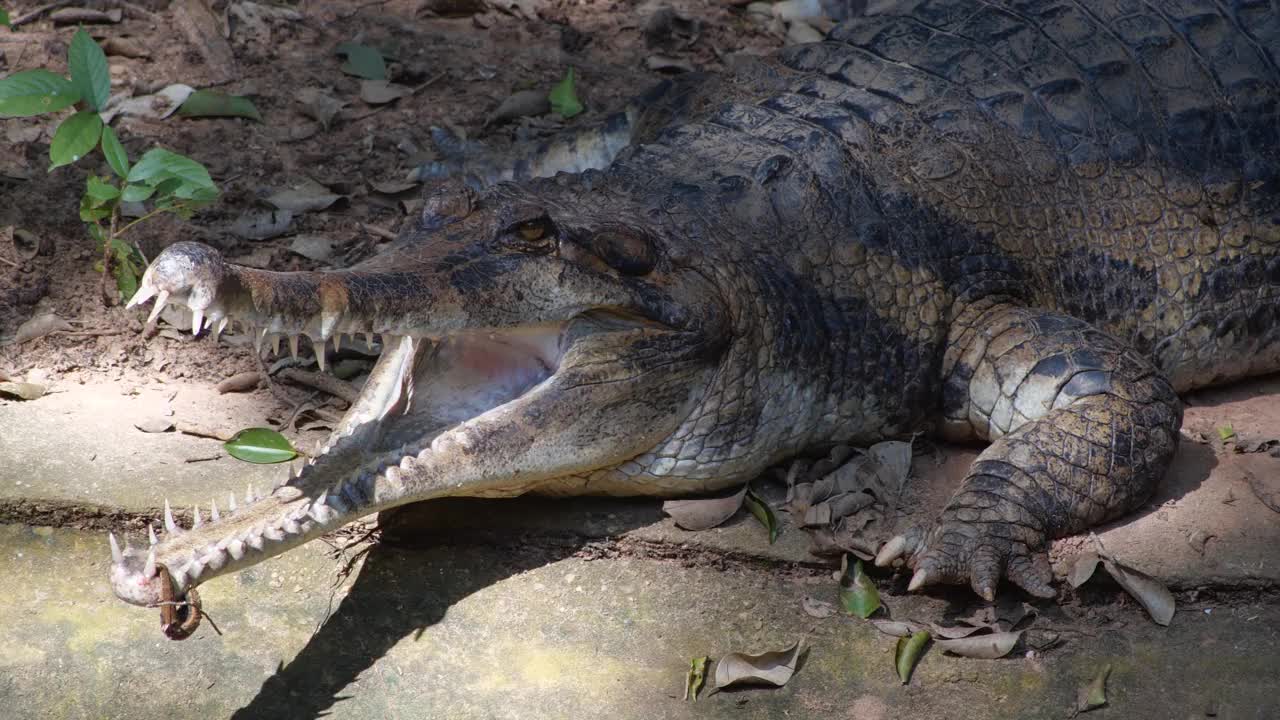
[1,377,1279,719]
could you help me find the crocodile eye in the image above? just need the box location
[503,216,558,254]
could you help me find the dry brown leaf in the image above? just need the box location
[870,619,925,638]
[801,596,836,619]
[1069,551,1102,588]
[486,89,550,126]
[12,313,72,345]
[934,631,1022,659]
[215,372,262,394]
[663,484,747,531]
[230,208,294,240]
[713,640,805,690]
[266,178,343,213]
[1102,559,1175,626]
[134,418,175,433]
[360,79,413,105]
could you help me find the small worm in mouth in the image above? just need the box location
[157,565,202,641]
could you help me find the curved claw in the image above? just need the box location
[875,534,909,567]
[907,568,929,592]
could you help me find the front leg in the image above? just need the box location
[877,299,1182,600]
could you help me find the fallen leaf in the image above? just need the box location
[838,554,880,619]
[230,208,294,240]
[215,371,262,394]
[548,67,583,119]
[289,234,340,263]
[178,90,262,121]
[12,312,72,344]
[51,7,123,23]
[801,596,836,619]
[894,630,930,684]
[684,656,708,701]
[336,42,388,80]
[100,84,195,122]
[1069,551,1102,588]
[663,484,747,531]
[486,89,550,125]
[134,417,174,433]
[295,87,348,130]
[1075,663,1111,714]
[360,79,413,105]
[1102,559,1175,626]
[267,178,344,213]
[713,640,804,689]
[744,489,779,543]
[0,382,46,400]
[870,619,925,638]
[935,631,1022,659]
[98,35,150,58]
[927,622,987,640]
[224,427,299,464]
[1217,424,1235,442]
[1246,468,1280,513]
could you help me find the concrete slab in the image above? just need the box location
[2,524,1277,720]
[0,381,284,518]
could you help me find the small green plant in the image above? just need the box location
[0,28,218,301]
[548,67,584,119]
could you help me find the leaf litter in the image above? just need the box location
[713,639,805,690]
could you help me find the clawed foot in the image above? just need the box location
[874,520,1056,601]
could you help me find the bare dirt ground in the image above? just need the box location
[1,1,1279,719]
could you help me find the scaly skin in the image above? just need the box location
[110,0,1279,616]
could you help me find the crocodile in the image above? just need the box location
[109,0,1280,628]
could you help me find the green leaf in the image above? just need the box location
[68,29,110,111]
[121,182,156,202]
[49,110,103,169]
[838,555,882,619]
[1217,424,1235,441]
[178,90,263,122]
[112,253,140,301]
[1,9,10,28]
[224,427,299,464]
[743,488,778,544]
[79,195,112,221]
[86,175,120,203]
[548,67,583,119]
[1076,663,1111,713]
[894,630,930,685]
[126,148,216,192]
[99,126,130,177]
[86,222,106,248]
[0,69,80,117]
[336,42,387,80]
[684,656,707,701]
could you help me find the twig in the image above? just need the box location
[358,222,398,242]
[54,328,129,338]
[278,367,359,403]
[10,0,74,28]
[0,255,17,268]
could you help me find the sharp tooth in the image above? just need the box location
[204,551,226,572]
[109,532,123,564]
[272,334,281,356]
[263,526,284,542]
[127,283,156,309]
[228,493,237,513]
[212,317,229,342]
[289,334,299,360]
[333,333,343,352]
[185,558,205,579]
[364,332,375,350]
[192,505,202,529]
[191,307,204,336]
[316,346,327,372]
[146,291,171,325]
[246,484,257,503]
[255,327,268,354]
[148,524,158,546]
[246,532,265,550]
[319,311,340,341]
[210,500,220,522]
[227,539,245,560]
[164,499,180,534]
[282,518,301,534]
[326,489,351,513]
[144,548,156,577]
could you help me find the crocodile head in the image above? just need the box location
[108,177,732,616]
